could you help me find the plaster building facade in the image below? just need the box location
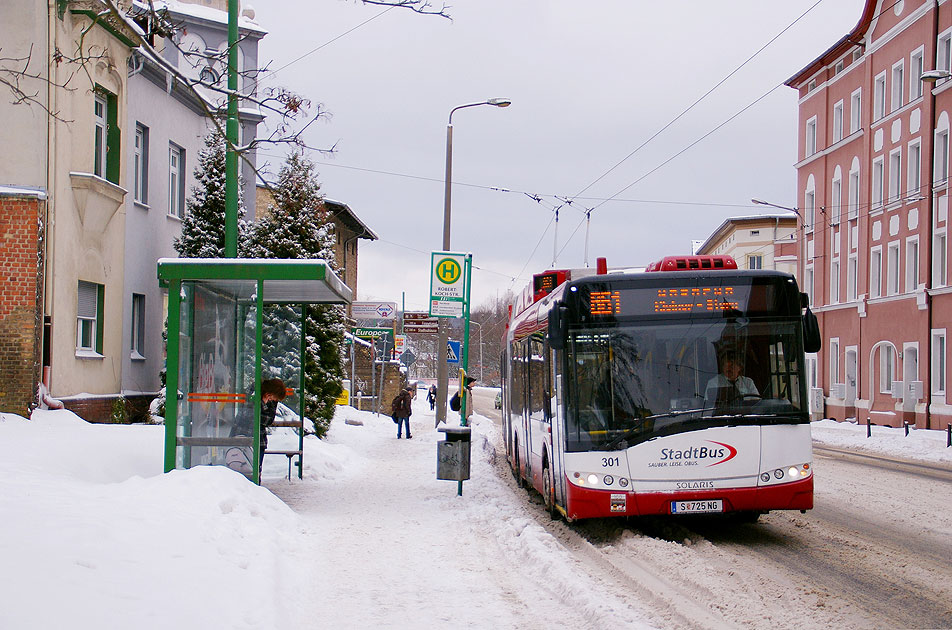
[787,0,952,428]
[0,1,264,420]
[695,214,799,278]
[119,2,265,407]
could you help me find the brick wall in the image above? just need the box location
[0,194,44,417]
[61,393,158,424]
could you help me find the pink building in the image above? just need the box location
[786,0,952,428]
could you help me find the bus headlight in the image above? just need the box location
[788,466,799,479]
[774,469,784,480]
[587,474,599,485]
[761,473,771,483]
[603,475,614,486]
[619,477,629,488]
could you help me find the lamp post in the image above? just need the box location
[751,198,803,291]
[435,98,511,426]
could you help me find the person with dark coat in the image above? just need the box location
[391,386,414,439]
[233,378,288,469]
[426,384,437,411]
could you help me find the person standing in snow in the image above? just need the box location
[391,385,414,439]
[426,384,437,411]
[233,378,288,469]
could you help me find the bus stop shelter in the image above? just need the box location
[158,258,352,484]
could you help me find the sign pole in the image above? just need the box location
[460,254,473,426]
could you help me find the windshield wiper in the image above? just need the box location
[602,408,715,451]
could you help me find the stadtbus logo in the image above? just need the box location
[658,441,738,467]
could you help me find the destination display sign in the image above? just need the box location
[581,280,787,318]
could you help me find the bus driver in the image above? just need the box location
[705,350,759,409]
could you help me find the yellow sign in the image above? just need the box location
[436,257,462,284]
[335,389,350,405]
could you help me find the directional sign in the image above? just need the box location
[446,340,461,364]
[430,252,467,318]
[404,311,440,333]
[352,301,397,320]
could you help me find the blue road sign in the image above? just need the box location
[446,340,461,364]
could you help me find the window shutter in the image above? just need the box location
[78,281,97,318]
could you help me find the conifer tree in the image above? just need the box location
[173,130,249,257]
[247,152,344,437]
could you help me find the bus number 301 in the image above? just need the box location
[602,457,619,467]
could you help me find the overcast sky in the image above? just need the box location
[250,0,866,312]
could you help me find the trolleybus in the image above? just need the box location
[501,255,821,521]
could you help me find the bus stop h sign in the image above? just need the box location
[429,251,467,317]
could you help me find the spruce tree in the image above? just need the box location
[248,152,344,437]
[173,130,249,257]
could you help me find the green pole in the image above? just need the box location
[298,305,306,479]
[224,0,239,258]
[252,281,263,484]
[164,280,181,472]
[459,254,473,426]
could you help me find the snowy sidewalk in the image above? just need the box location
[265,396,644,628]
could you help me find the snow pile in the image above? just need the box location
[811,418,952,464]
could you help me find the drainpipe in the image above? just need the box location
[925,0,940,429]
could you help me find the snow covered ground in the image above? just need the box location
[1,396,950,629]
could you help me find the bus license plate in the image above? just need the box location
[671,499,723,514]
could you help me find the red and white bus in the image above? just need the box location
[501,256,820,521]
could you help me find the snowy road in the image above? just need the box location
[472,389,952,629]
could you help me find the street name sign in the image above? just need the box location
[429,252,466,318]
[404,311,439,333]
[352,301,397,320]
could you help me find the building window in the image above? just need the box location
[134,123,149,205]
[887,242,900,295]
[850,89,862,133]
[831,172,842,224]
[805,265,815,306]
[872,157,885,210]
[805,183,815,232]
[77,280,104,354]
[806,117,817,156]
[888,149,902,204]
[848,254,858,300]
[908,140,921,200]
[891,61,904,111]
[833,101,844,143]
[169,143,184,218]
[131,293,146,358]
[933,330,947,395]
[93,86,120,184]
[830,259,840,304]
[848,165,860,220]
[905,237,919,292]
[748,254,763,270]
[874,72,886,120]
[935,128,949,184]
[835,60,844,75]
[939,31,952,73]
[94,94,107,179]
[911,48,924,100]
[934,231,948,286]
[870,247,883,298]
[830,339,840,389]
[881,345,896,393]
[808,79,817,92]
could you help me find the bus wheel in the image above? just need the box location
[512,439,525,489]
[542,462,557,519]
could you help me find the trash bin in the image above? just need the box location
[436,426,471,481]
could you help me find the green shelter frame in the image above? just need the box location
[158,258,352,484]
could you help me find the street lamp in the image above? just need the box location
[436,98,511,426]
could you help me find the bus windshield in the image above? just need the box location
[564,318,806,452]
